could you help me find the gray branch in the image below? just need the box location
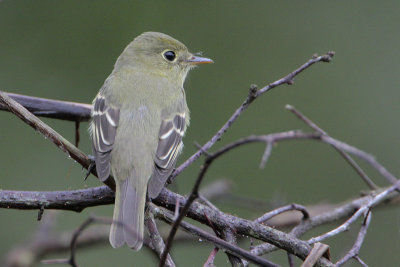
[2,50,394,266]
[0,92,92,121]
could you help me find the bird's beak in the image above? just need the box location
[185,55,214,65]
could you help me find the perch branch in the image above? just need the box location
[0,186,114,212]
[0,90,115,190]
[3,184,398,266]
[2,51,389,266]
[0,92,91,121]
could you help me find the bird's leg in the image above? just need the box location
[84,155,96,180]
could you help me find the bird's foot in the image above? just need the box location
[84,155,96,180]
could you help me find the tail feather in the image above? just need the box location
[109,178,126,248]
[110,176,146,250]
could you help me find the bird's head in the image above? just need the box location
[115,32,213,85]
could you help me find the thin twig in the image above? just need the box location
[287,254,295,267]
[255,204,309,224]
[181,130,398,192]
[203,213,221,267]
[206,128,399,188]
[259,141,274,169]
[354,256,368,267]
[221,228,244,267]
[250,187,398,256]
[152,203,282,267]
[0,51,390,266]
[171,52,335,182]
[0,90,116,190]
[160,155,215,267]
[145,206,176,267]
[204,247,219,267]
[75,121,80,147]
[334,211,372,267]
[205,211,243,267]
[285,105,377,189]
[307,184,398,245]
[1,124,396,264]
[154,191,334,266]
[0,120,395,265]
[4,184,394,266]
[69,217,97,266]
[320,135,398,185]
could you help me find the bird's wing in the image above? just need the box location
[148,112,186,198]
[91,93,120,181]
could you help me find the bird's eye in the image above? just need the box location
[163,51,176,62]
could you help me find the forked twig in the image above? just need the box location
[335,210,372,267]
[285,105,377,189]
[171,52,335,182]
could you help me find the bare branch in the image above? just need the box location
[0,92,91,121]
[320,135,398,185]
[204,247,219,267]
[0,186,114,212]
[3,183,396,266]
[171,52,335,182]
[0,117,396,265]
[161,133,314,266]
[221,228,245,267]
[145,207,176,267]
[254,203,309,224]
[335,211,372,267]
[250,187,399,256]
[285,104,377,190]
[259,141,273,169]
[202,214,221,267]
[152,203,282,267]
[0,90,116,191]
[1,50,392,266]
[160,153,215,267]
[75,121,80,147]
[209,130,398,189]
[307,185,395,244]
[300,243,330,267]
[287,254,295,267]
[354,256,368,267]
[0,179,233,213]
[154,191,334,266]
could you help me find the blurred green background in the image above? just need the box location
[1,1,399,266]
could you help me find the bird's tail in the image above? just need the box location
[109,174,146,250]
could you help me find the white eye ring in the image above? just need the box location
[162,50,176,62]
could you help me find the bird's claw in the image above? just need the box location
[84,155,96,181]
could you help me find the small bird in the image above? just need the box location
[90,32,212,250]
